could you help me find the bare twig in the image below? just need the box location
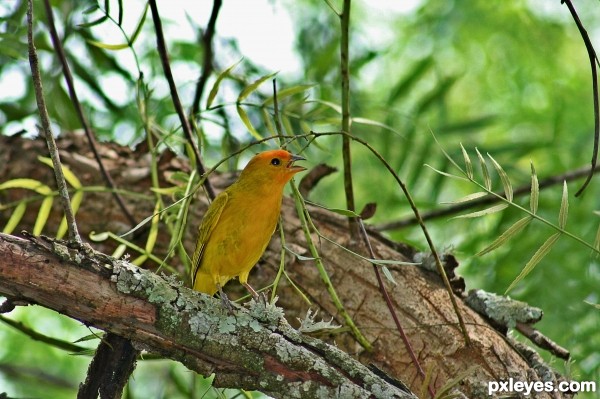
[27,0,80,243]
[190,0,223,120]
[148,0,216,200]
[272,79,286,146]
[42,0,137,228]
[376,164,600,231]
[561,0,600,196]
[0,314,87,353]
[339,0,358,236]
[357,220,435,398]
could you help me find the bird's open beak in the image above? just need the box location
[287,154,306,172]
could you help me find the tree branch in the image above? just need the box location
[0,233,415,399]
[26,0,80,243]
[148,0,215,200]
[190,0,223,120]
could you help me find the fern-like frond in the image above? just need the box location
[429,140,600,292]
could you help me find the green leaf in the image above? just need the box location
[424,164,469,181]
[453,204,509,219]
[206,59,242,109]
[487,153,513,201]
[559,181,568,229]
[370,259,419,266]
[73,333,102,343]
[505,233,561,293]
[0,178,50,192]
[145,203,161,253]
[460,143,473,179]
[86,39,130,51]
[381,266,398,286]
[327,207,361,218]
[352,117,403,137]
[33,196,54,236]
[442,191,488,204]
[530,161,539,215]
[38,156,82,188]
[89,231,110,241]
[284,244,317,261]
[236,105,262,140]
[129,3,149,45]
[57,190,83,239]
[475,148,491,191]
[303,200,361,217]
[262,84,315,105]
[477,216,533,256]
[237,72,277,102]
[308,99,342,114]
[3,202,26,234]
[78,15,109,28]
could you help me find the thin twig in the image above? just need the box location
[42,0,137,228]
[0,314,87,353]
[376,164,600,231]
[272,79,285,146]
[339,0,358,236]
[190,0,223,120]
[27,0,80,243]
[312,130,472,346]
[148,0,215,200]
[561,0,600,196]
[357,219,435,398]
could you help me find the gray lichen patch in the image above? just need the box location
[466,289,543,329]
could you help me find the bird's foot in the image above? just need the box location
[217,284,235,314]
[242,282,260,302]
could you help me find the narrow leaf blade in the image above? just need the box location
[505,233,561,293]
[129,3,149,45]
[460,143,473,179]
[442,191,488,205]
[236,105,262,140]
[263,84,315,105]
[477,216,532,256]
[3,202,26,234]
[86,39,129,50]
[453,203,509,219]
[558,181,568,229]
[530,161,539,214]
[476,148,491,191]
[33,197,54,236]
[488,153,513,202]
[237,72,277,102]
[424,164,468,181]
[206,60,242,109]
[381,266,398,286]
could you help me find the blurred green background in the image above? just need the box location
[1,0,599,397]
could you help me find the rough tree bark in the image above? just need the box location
[0,134,571,398]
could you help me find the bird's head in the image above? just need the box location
[239,149,306,187]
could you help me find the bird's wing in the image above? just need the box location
[191,191,229,285]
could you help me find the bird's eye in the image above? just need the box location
[271,158,281,166]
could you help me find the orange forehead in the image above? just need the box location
[253,149,292,161]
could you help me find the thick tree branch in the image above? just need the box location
[0,233,415,399]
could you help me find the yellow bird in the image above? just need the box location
[191,149,306,300]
